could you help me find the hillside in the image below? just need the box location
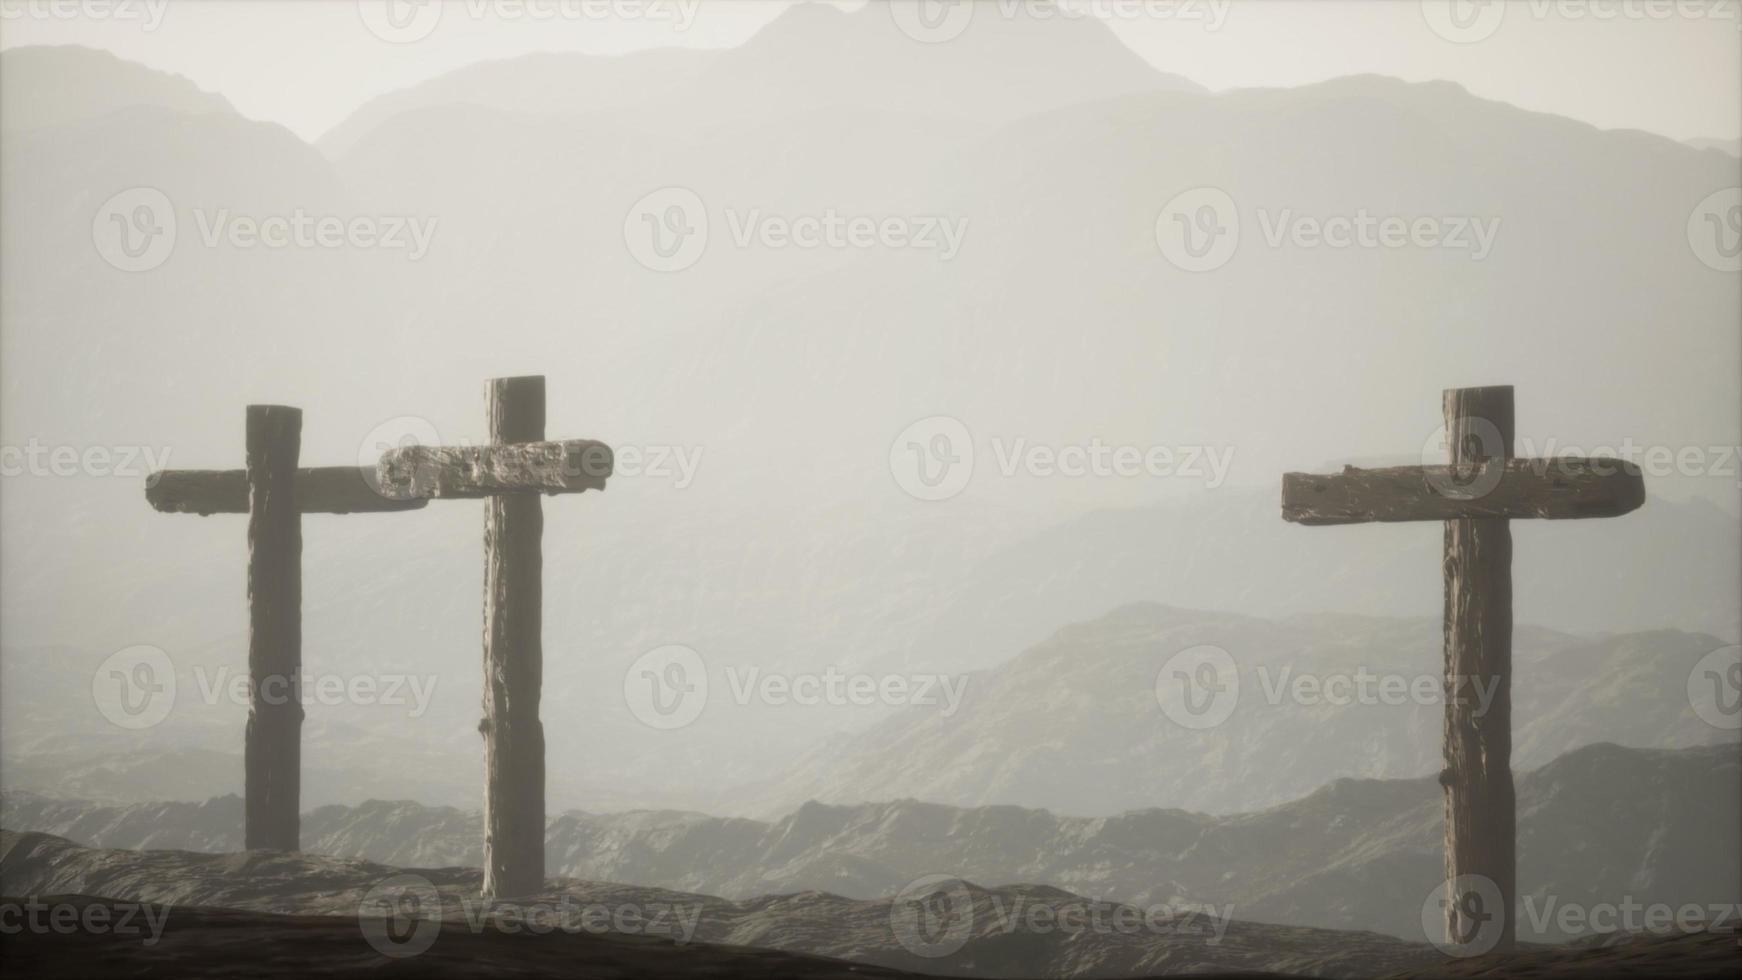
[7,742,1735,944]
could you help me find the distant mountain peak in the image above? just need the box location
[1,44,236,133]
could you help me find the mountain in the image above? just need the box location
[4,594,1735,816]
[1684,136,1740,156]
[0,45,235,133]
[744,604,1736,817]
[317,2,1202,159]
[0,830,1447,979]
[2,8,1738,818]
[8,742,1736,944]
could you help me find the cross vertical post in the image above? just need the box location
[1440,385,1516,953]
[373,375,611,899]
[482,375,547,898]
[244,404,303,852]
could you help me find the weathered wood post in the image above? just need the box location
[373,375,612,898]
[147,408,428,851]
[1440,385,1515,952]
[1281,384,1646,953]
[483,376,547,898]
[244,405,302,852]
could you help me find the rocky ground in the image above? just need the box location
[7,742,1735,943]
[0,830,1431,978]
[2,894,1734,980]
[3,830,1736,978]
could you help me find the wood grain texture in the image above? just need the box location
[244,405,302,853]
[374,441,611,500]
[147,467,428,515]
[1439,385,1516,953]
[480,376,547,899]
[1281,458,1643,525]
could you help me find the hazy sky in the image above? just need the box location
[1,0,1738,145]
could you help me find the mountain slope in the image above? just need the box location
[0,831,1445,979]
[317,2,1201,159]
[0,45,235,132]
[7,742,1735,943]
[744,604,1736,816]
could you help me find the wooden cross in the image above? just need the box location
[145,405,427,851]
[1281,385,1644,953]
[374,375,611,898]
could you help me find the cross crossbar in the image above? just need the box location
[374,440,611,500]
[1281,458,1644,526]
[147,467,428,515]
